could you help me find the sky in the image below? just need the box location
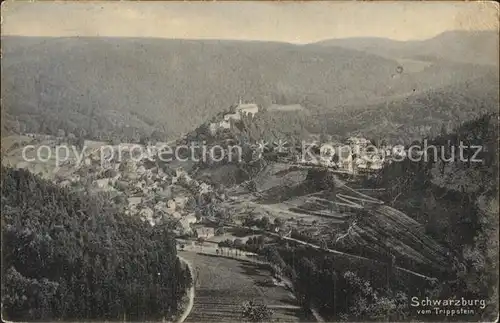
[2,1,498,43]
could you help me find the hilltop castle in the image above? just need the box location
[210,99,260,133]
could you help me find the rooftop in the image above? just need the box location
[235,103,259,111]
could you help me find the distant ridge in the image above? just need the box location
[313,30,498,66]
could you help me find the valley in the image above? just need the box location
[1,127,461,321]
[2,8,498,321]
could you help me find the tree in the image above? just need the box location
[67,132,76,142]
[103,169,118,178]
[247,180,257,192]
[342,271,408,321]
[306,168,336,191]
[319,239,328,250]
[215,227,225,236]
[243,214,257,227]
[258,216,270,229]
[233,238,244,249]
[1,166,190,321]
[112,194,127,205]
[76,136,85,150]
[257,235,265,245]
[440,122,447,136]
[319,131,328,144]
[241,301,274,322]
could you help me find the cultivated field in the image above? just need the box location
[224,162,451,277]
[179,250,312,322]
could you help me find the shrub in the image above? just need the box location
[241,300,274,322]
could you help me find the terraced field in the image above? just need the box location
[179,251,311,322]
[350,205,451,271]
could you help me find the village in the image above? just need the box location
[3,100,415,248]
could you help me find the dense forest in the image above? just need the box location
[3,72,497,147]
[1,167,191,321]
[169,71,498,150]
[2,35,497,144]
[369,113,497,260]
[367,113,498,319]
[260,243,412,321]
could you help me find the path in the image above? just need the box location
[176,256,195,323]
[216,220,440,282]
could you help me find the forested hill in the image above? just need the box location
[187,71,498,147]
[319,72,499,143]
[365,113,499,318]
[2,35,495,142]
[1,166,191,321]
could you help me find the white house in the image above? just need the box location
[216,121,228,130]
[195,227,215,239]
[213,112,241,130]
[199,182,211,195]
[236,103,259,117]
[134,180,147,190]
[338,148,354,173]
[174,196,189,210]
[93,178,109,189]
[167,199,176,210]
[175,167,186,178]
[172,211,182,219]
[355,158,367,169]
[139,207,156,226]
[154,201,167,212]
[60,180,71,188]
[346,137,370,145]
[179,213,198,234]
[128,197,142,208]
[137,165,146,175]
[224,113,241,121]
[392,146,407,158]
[370,160,383,170]
[209,123,219,135]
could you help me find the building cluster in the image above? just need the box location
[54,141,216,235]
[209,101,260,134]
[296,136,405,174]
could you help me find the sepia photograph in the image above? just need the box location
[1,1,499,322]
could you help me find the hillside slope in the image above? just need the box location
[1,166,191,321]
[318,72,499,142]
[2,36,495,142]
[366,113,499,317]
